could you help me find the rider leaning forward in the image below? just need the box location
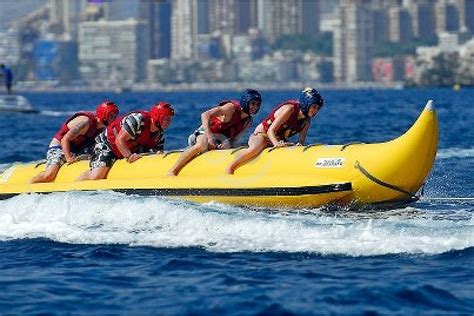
[30,101,119,183]
[78,102,175,181]
[226,87,324,175]
[30,88,323,181]
[168,89,262,176]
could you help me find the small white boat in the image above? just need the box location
[0,95,37,113]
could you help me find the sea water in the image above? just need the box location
[0,89,473,314]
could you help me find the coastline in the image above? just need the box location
[11,81,406,93]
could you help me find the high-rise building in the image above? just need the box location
[49,0,88,40]
[301,0,321,35]
[320,0,340,15]
[199,0,258,35]
[407,2,436,41]
[197,0,210,34]
[334,0,373,82]
[208,0,237,35]
[171,0,197,59]
[257,0,321,43]
[371,0,400,10]
[260,0,299,43]
[457,0,474,34]
[388,6,413,42]
[435,0,460,33]
[0,29,21,65]
[372,9,389,42]
[236,0,258,34]
[78,20,148,82]
[139,0,172,59]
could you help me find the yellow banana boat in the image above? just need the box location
[0,100,438,208]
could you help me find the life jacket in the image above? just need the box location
[107,111,163,158]
[53,112,99,152]
[209,100,250,139]
[261,100,307,140]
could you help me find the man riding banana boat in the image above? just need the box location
[168,89,262,176]
[78,102,175,181]
[30,101,119,183]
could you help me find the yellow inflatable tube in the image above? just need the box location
[0,100,438,208]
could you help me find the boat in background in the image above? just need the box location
[114,86,132,94]
[0,100,438,209]
[0,95,37,113]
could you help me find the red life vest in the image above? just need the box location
[261,100,307,140]
[209,100,250,139]
[107,111,163,158]
[53,112,99,152]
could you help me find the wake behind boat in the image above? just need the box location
[0,95,37,113]
[0,100,438,208]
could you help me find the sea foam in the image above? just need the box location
[39,110,75,117]
[437,147,474,159]
[0,192,472,256]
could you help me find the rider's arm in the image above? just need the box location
[116,113,143,163]
[61,116,90,163]
[267,104,293,147]
[156,136,165,152]
[297,120,311,145]
[201,103,235,147]
[149,135,165,154]
[116,129,139,163]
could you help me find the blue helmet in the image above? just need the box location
[299,87,324,116]
[240,89,262,114]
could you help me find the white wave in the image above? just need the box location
[0,163,12,173]
[39,110,75,117]
[0,192,473,257]
[437,147,474,159]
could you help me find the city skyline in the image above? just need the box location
[0,0,473,88]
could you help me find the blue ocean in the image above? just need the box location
[0,89,473,314]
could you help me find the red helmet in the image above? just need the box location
[151,102,174,125]
[96,101,119,123]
